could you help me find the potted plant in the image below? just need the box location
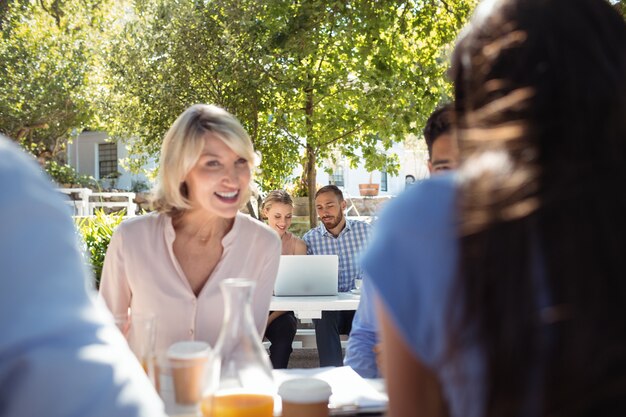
[358,173,380,197]
[101,171,121,190]
[46,160,79,188]
[290,177,310,216]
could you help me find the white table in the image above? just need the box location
[269,292,360,319]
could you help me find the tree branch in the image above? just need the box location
[310,13,338,88]
[319,126,362,148]
[312,77,360,107]
[440,0,454,16]
[274,122,306,150]
[39,0,62,27]
[259,65,284,84]
[15,123,50,141]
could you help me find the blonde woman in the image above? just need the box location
[261,190,306,368]
[262,190,307,256]
[100,104,281,354]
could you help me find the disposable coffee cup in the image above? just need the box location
[279,378,332,417]
[167,341,210,405]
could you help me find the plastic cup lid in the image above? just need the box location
[167,341,211,359]
[278,378,332,403]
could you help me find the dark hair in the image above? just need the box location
[450,0,626,416]
[423,103,454,159]
[315,185,344,201]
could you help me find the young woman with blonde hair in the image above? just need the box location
[261,189,306,368]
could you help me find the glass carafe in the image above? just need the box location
[201,278,275,417]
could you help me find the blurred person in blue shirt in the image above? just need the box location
[344,104,457,378]
[0,135,166,417]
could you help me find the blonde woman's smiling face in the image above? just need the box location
[183,133,251,219]
[265,202,293,237]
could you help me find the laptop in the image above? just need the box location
[273,255,339,296]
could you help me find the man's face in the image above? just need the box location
[315,192,347,231]
[428,133,459,174]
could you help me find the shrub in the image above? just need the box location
[46,160,98,189]
[45,160,77,185]
[130,179,150,193]
[76,210,124,288]
[290,176,309,197]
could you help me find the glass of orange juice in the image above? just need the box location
[200,392,274,417]
[201,279,276,417]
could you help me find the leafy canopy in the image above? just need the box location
[101,0,474,209]
[0,0,116,160]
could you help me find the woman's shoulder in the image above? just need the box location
[284,230,304,243]
[282,231,306,255]
[365,175,460,366]
[115,211,166,236]
[377,174,457,237]
[365,174,459,305]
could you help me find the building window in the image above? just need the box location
[381,170,388,192]
[329,167,344,187]
[98,143,118,179]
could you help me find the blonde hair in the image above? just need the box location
[151,104,256,215]
[261,190,294,219]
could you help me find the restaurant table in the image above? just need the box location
[269,292,361,319]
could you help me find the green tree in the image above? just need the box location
[0,0,114,162]
[102,0,474,226]
[256,0,473,225]
[100,1,287,177]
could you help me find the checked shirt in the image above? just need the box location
[302,219,371,292]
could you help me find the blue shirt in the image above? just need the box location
[344,275,380,378]
[0,137,166,417]
[302,219,371,292]
[362,175,486,417]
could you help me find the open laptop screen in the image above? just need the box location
[273,255,339,296]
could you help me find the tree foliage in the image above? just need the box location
[101,0,474,225]
[257,0,474,224]
[0,0,113,161]
[0,0,475,226]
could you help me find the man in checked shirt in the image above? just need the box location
[302,185,371,367]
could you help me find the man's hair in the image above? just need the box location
[423,103,453,159]
[315,185,344,201]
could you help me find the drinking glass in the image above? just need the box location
[115,311,157,384]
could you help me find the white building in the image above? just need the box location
[312,138,430,198]
[67,131,155,190]
[67,131,429,196]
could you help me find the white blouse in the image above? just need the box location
[99,211,281,354]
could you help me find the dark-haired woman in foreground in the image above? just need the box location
[364,1,626,416]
